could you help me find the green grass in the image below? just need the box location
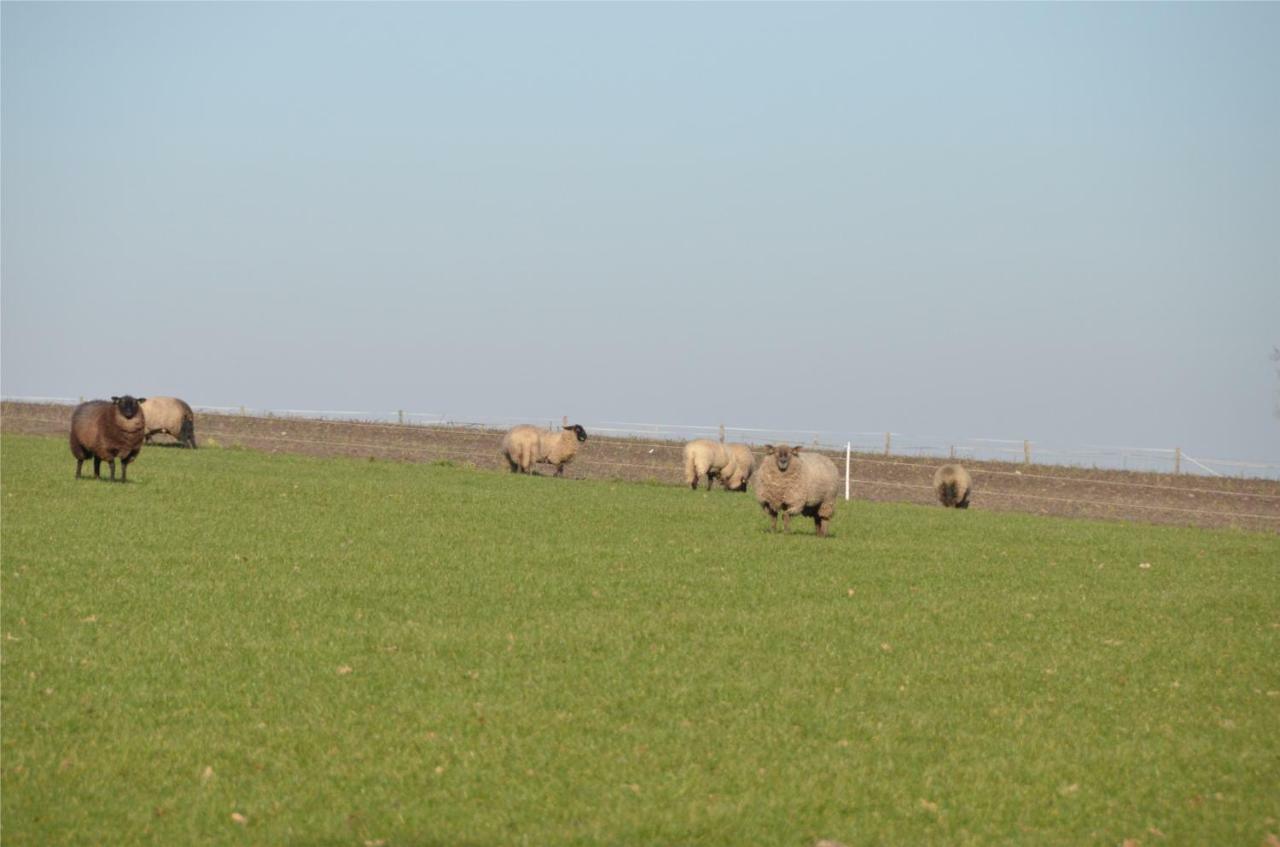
[2,433,1277,846]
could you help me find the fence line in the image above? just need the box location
[4,395,1278,480]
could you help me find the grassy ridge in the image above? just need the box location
[1,434,1277,845]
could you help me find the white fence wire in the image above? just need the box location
[4,395,1278,480]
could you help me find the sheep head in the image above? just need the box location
[765,444,803,472]
[564,424,587,442]
[111,395,145,419]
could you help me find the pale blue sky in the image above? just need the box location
[3,2,1277,462]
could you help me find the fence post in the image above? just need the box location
[562,415,568,428]
[884,432,891,456]
[1174,447,1181,475]
[1023,440,1031,466]
[949,445,956,460]
[240,405,247,417]
[845,442,851,501]
[719,423,725,443]
[398,409,404,425]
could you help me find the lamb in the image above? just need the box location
[752,445,840,537]
[140,396,197,448]
[933,463,972,508]
[501,424,588,476]
[720,442,756,492]
[69,396,147,482]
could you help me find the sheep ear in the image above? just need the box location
[110,396,120,403]
[136,397,147,403]
[792,445,804,453]
[764,444,775,455]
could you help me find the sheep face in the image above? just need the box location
[765,444,803,472]
[111,395,146,420]
[565,424,587,443]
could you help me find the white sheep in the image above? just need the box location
[752,445,840,537]
[682,439,732,490]
[501,424,588,476]
[932,463,972,508]
[720,442,756,491]
[140,396,197,448]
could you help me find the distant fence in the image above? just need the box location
[5,395,1278,480]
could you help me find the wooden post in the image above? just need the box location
[1174,447,1181,475]
[719,423,725,443]
[845,442,851,501]
[1023,440,1031,466]
[562,415,569,427]
[884,432,891,456]
[240,405,247,417]
[949,445,956,460]
[398,410,404,425]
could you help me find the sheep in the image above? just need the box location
[140,396,197,448]
[752,445,840,537]
[933,463,972,508]
[683,439,732,490]
[720,442,756,492]
[69,395,147,482]
[501,423,588,476]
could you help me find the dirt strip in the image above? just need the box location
[4,401,1278,533]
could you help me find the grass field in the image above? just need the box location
[2,433,1277,846]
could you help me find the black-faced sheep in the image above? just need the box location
[683,439,732,490]
[752,445,840,537]
[933,463,972,508]
[501,424,588,476]
[140,396,197,448]
[69,396,147,482]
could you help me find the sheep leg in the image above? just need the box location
[108,459,116,481]
[93,457,102,478]
[815,516,828,537]
[690,474,699,491]
[760,503,777,532]
[705,473,714,491]
[783,512,792,533]
[120,459,129,483]
[555,464,565,478]
[75,459,84,479]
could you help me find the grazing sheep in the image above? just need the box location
[752,445,840,537]
[501,424,588,476]
[69,396,147,482]
[933,463,972,508]
[140,396,197,448]
[720,442,756,492]
[683,439,732,490]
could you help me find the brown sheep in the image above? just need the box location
[69,396,147,482]
[932,463,972,508]
[140,396,197,448]
[501,424,588,476]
